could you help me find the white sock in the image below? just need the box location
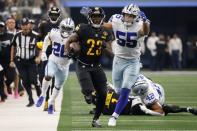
[48,87,60,105]
[112,112,119,119]
[40,78,51,97]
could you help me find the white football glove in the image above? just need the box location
[0,64,3,71]
[41,52,48,61]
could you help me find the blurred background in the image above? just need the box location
[0,0,197,70]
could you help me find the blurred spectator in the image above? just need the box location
[168,34,182,69]
[0,21,7,102]
[6,17,20,98]
[6,17,17,34]
[155,34,167,71]
[146,32,159,70]
[0,20,16,96]
[194,41,197,67]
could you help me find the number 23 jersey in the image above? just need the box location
[109,14,144,59]
[75,23,112,64]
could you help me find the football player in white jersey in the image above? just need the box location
[132,74,197,116]
[132,74,165,116]
[105,75,197,116]
[103,4,150,126]
[36,18,75,114]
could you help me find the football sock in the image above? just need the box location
[93,90,106,120]
[113,88,130,118]
[41,78,51,97]
[48,87,60,105]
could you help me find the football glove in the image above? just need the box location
[40,52,48,61]
[139,11,149,22]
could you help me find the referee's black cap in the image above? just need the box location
[21,17,29,25]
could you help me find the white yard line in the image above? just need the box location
[0,89,63,131]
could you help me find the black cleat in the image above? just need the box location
[26,101,34,107]
[92,119,102,128]
[188,107,197,115]
[89,108,96,114]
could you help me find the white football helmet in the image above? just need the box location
[59,18,75,38]
[132,80,148,96]
[122,4,140,26]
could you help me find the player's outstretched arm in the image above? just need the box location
[140,102,165,116]
[138,11,150,37]
[103,22,113,29]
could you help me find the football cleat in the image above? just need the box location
[188,107,197,115]
[92,119,102,127]
[48,104,54,114]
[36,96,44,107]
[26,101,34,107]
[108,116,117,127]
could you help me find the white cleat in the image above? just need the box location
[108,117,117,127]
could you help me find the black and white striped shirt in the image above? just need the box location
[11,31,38,60]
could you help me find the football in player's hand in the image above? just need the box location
[69,42,81,53]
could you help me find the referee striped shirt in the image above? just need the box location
[11,31,38,60]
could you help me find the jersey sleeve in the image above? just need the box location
[74,23,85,39]
[108,14,122,23]
[105,29,114,42]
[108,14,123,30]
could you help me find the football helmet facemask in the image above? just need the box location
[59,18,75,38]
[88,7,105,28]
[48,6,61,24]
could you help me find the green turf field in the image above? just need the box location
[58,71,197,131]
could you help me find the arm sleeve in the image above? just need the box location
[42,33,51,52]
[11,34,17,47]
[74,24,83,39]
[105,30,114,42]
[140,105,164,116]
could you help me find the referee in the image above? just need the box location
[10,18,41,107]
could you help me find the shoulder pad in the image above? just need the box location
[50,28,60,34]
[108,14,123,23]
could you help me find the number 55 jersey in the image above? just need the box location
[109,14,144,59]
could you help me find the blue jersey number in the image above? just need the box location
[53,42,66,57]
[116,31,137,48]
[146,93,155,101]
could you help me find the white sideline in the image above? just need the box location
[0,89,63,131]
